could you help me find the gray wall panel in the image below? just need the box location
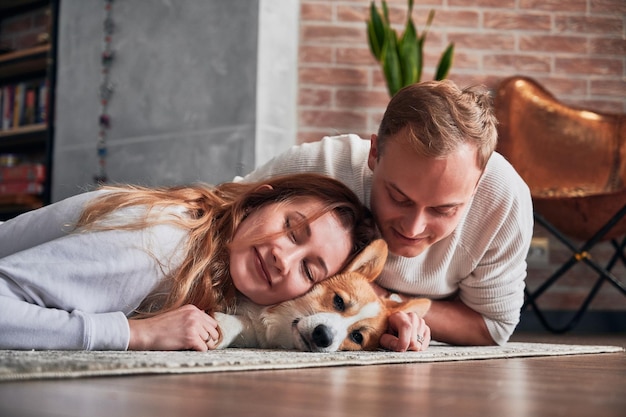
[53,0,259,201]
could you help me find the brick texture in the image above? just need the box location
[298,0,626,139]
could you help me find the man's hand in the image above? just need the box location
[128,304,220,351]
[371,282,432,352]
[372,281,495,348]
[380,311,431,352]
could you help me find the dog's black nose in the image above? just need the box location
[311,325,332,348]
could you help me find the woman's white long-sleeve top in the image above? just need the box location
[239,134,534,345]
[0,190,188,350]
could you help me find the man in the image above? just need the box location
[238,80,534,351]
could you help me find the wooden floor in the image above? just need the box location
[0,332,624,417]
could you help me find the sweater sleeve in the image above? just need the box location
[458,154,534,345]
[0,191,103,258]
[0,206,187,350]
[236,134,372,204]
[0,292,130,350]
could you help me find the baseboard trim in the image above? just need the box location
[517,310,626,333]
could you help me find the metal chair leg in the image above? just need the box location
[523,205,626,333]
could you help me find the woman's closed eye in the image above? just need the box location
[301,260,314,283]
[285,216,315,283]
[285,217,297,242]
[285,215,308,243]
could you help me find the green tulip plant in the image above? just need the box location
[366,0,455,96]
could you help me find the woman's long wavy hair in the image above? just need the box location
[75,173,378,316]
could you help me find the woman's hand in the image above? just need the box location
[379,311,431,352]
[128,304,220,351]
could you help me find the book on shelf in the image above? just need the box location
[23,85,37,125]
[1,84,14,130]
[0,162,46,198]
[0,163,46,183]
[0,180,43,196]
[0,78,48,131]
[37,78,48,124]
[12,82,24,128]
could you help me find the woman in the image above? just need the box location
[0,173,377,351]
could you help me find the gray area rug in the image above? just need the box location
[0,342,623,381]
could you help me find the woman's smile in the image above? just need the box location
[254,247,272,287]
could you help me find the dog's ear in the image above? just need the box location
[343,239,388,282]
[384,297,432,317]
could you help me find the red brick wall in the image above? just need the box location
[298,0,626,312]
[298,0,625,142]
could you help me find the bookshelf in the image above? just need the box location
[0,0,57,220]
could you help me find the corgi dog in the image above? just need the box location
[214,239,430,352]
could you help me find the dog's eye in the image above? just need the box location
[333,294,345,312]
[350,331,363,345]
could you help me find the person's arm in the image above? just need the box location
[0,190,102,258]
[128,305,221,351]
[373,287,493,350]
[236,134,371,190]
[0,193,129,350]
[380,300,494,351]
[376,220,530,350]
[0,294,130,350]
[0,295,221,351]
[0,228,144,350]
[424,298,494,345]
[0,210,189,350]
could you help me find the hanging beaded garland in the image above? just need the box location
[95,0,115,184]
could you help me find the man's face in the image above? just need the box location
[367,132,483,258]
